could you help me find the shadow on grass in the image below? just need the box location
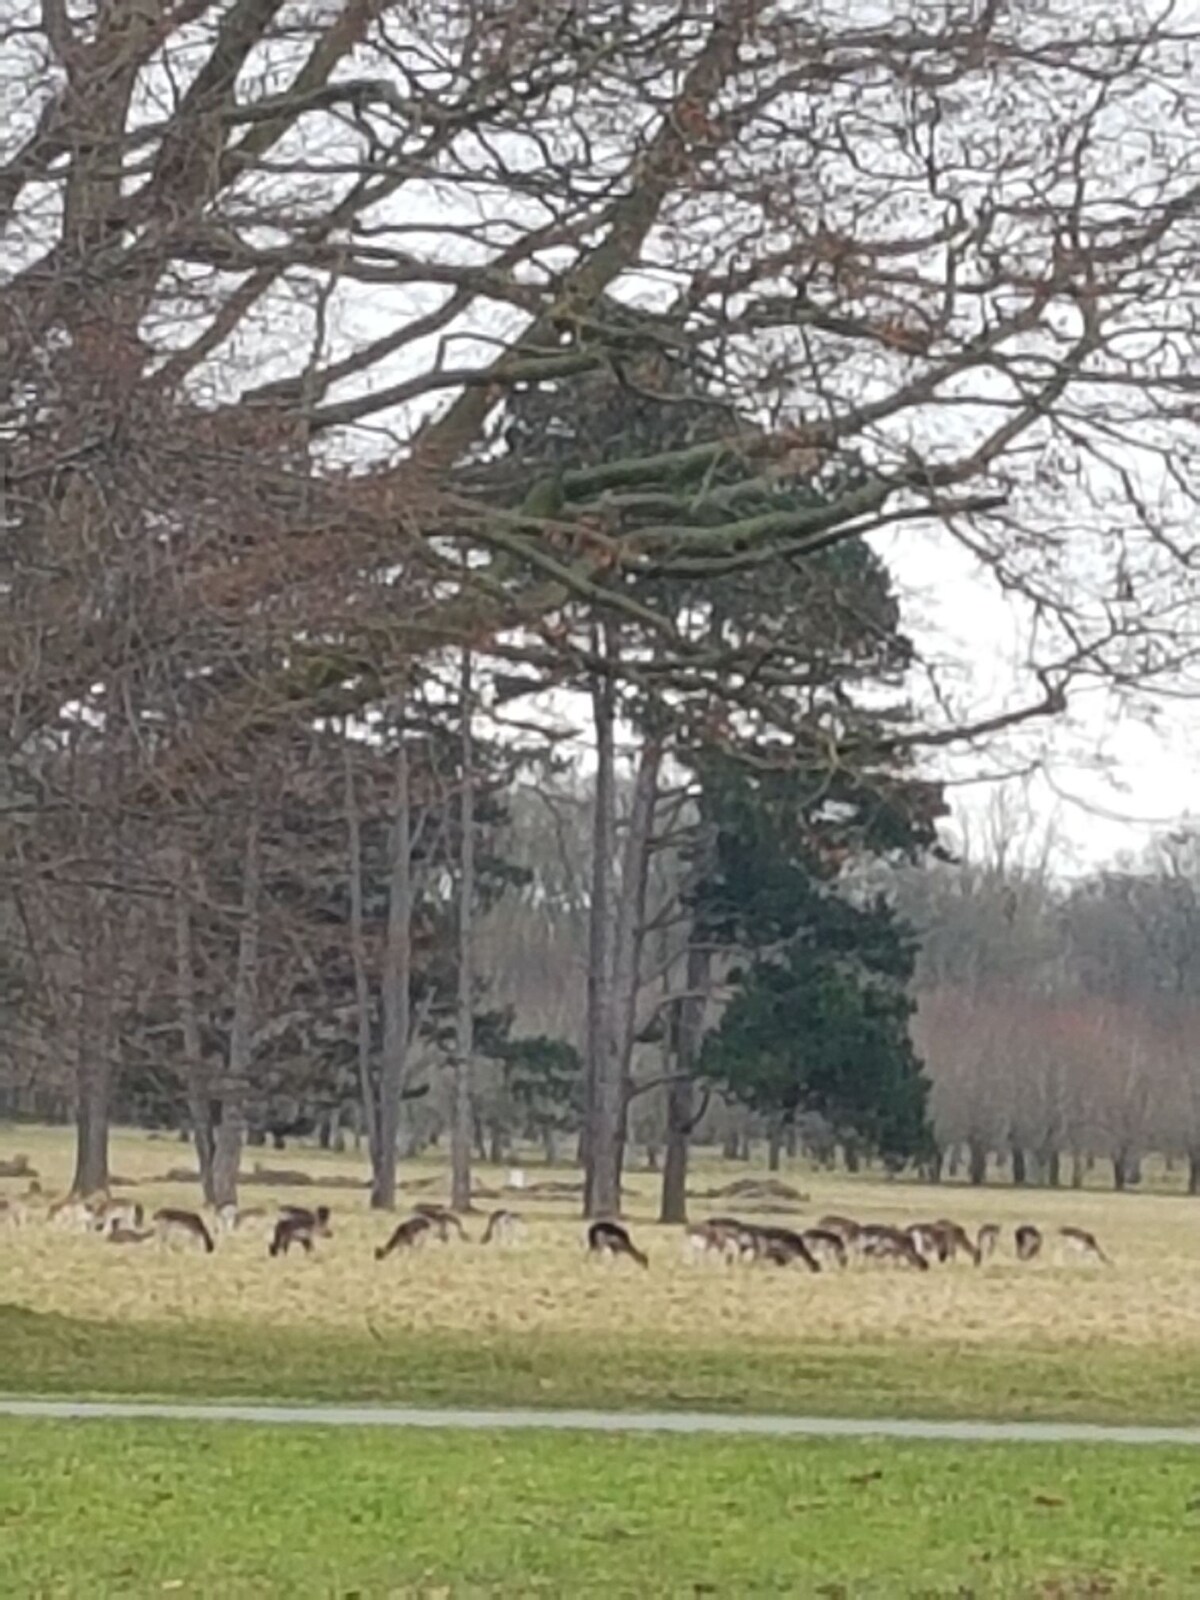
[4,1301,1200,1425]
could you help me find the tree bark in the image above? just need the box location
[611,733,662,1196]
[450,647,475,1214]
[584,634,619,1217]
[660,941,712,1225]
[174,856,214,1203]
[1010,1143,1027,1186]
[1045,1148,1061,1188]
[968,1138,988,1185]
[767,1120,783,1172]
[211,807,261,1209]
[70,897,112,1196]
[372,734,412,1210]
[344,740,379,1172]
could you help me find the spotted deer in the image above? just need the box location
[269,1208,332,1257]
[1015,1224,1043,1262]
[587,1219,648,1268]
[375,1214,433,1260]
[803,1227,849,1268]
[481,1209,523,1245]
[1059,1225,1110,1265]
[859,1224,929,1271]
[977,1223,1000,1261]
[154,1208,215,1253]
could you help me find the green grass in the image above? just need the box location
[3,1417,1199,1597]
[6,1302,1200,1426]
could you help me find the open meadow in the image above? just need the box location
[5,1125,1200,1421]
[5,1419,1200,1598]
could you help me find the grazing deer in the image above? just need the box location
[933,1219,982,1266]
[977,1223,1000,1261]
[481,1209,523,1245]
[0,1196,29,1228]
[803,1227,849,1268]
[106,1222,154,1246]
[684,1219,743,1263]
[587,1219,649,1268]
[905,1223,946,1264]
[279,1203,332,1230]
[860,1224,929,1271]
[269,1208,332,1257]
[48,1196,92,1231]
[154,1207,215,1253]
[816,1214,863,1251]
[745,1223,821,1273]
[375,1214,433,1259]
[1015,1224,1043,1262]
[1059,1225,1110,1265]
[413,1203,466,1241]
[94,1199,145,1234]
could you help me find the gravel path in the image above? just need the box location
[2,1398,1198,1446]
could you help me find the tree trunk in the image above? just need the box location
[767,1120,783,1172]
[174,858,215,1203]
[451,647,476,1213]
[71,984,111,1196]
[611,733,662,1197]
[844,1140,861,1174]
[1071,1149,1085,1189]
[1113,1152,1127,1192]
[211,808,261,1209]
[968,1138,987,1186]
[373,735,412,1210]
[1188,1151,1200,1196]
[660,926,712,1225]
[946,1145,961,1179]
[344,740,379,1172]
[1045,1148,1061,1188]
[584,637,619,1217]
[1010,1143,1027,1186]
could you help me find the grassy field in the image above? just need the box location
[4,1125,1200,1421]
[4,1417,1200,1597]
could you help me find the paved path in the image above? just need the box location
[2,1398,1198,1446]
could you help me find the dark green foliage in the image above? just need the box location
[701,893,932,1162]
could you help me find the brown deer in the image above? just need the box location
[269,1208,332,1257]
[481,1209,522,1245]
[803,1227,849,1268]
[0,1196,29,1228]
[977,1223,1000,1261]
[860,1224,929,1271]
[587,1219,648,1268]
[1059,1225,1111,1265]
[154,1208,215,1253]
[375,1214,433,1260]
[413,1203,467,1241]
[106,1223,154,1246]
[817,1214,863,1250]
[1015,1224,1043,1262]
[933,1219,982,1266]
[745,1223,821,1273]
[684,1219,744,1263]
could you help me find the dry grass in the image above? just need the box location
[4,1125,1200,1355]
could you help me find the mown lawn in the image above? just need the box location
[6,1302,1200,1426]
[3,1417,1199,1597]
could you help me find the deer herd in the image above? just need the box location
[0,1180,1112,1272]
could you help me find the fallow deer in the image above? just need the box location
[481,1208,523,1245]
[859,1224,929,1271]
[375,1214,433,1259]
[745,1223,821,1273]
[1015,1224,1043,1262]
[413,1203,466,1241]
[587,1219,648,1268]
[154,1207,215,1253]
[817,1215,863,1251]
[269,1208,332,1257]
[933,1219,982,1265]
[977,1223,1000,1261]
[803,1227,849,1268]
[0,1196,28,1228]
[106,1222,154,1245]
[1059,1225,1110,1265]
